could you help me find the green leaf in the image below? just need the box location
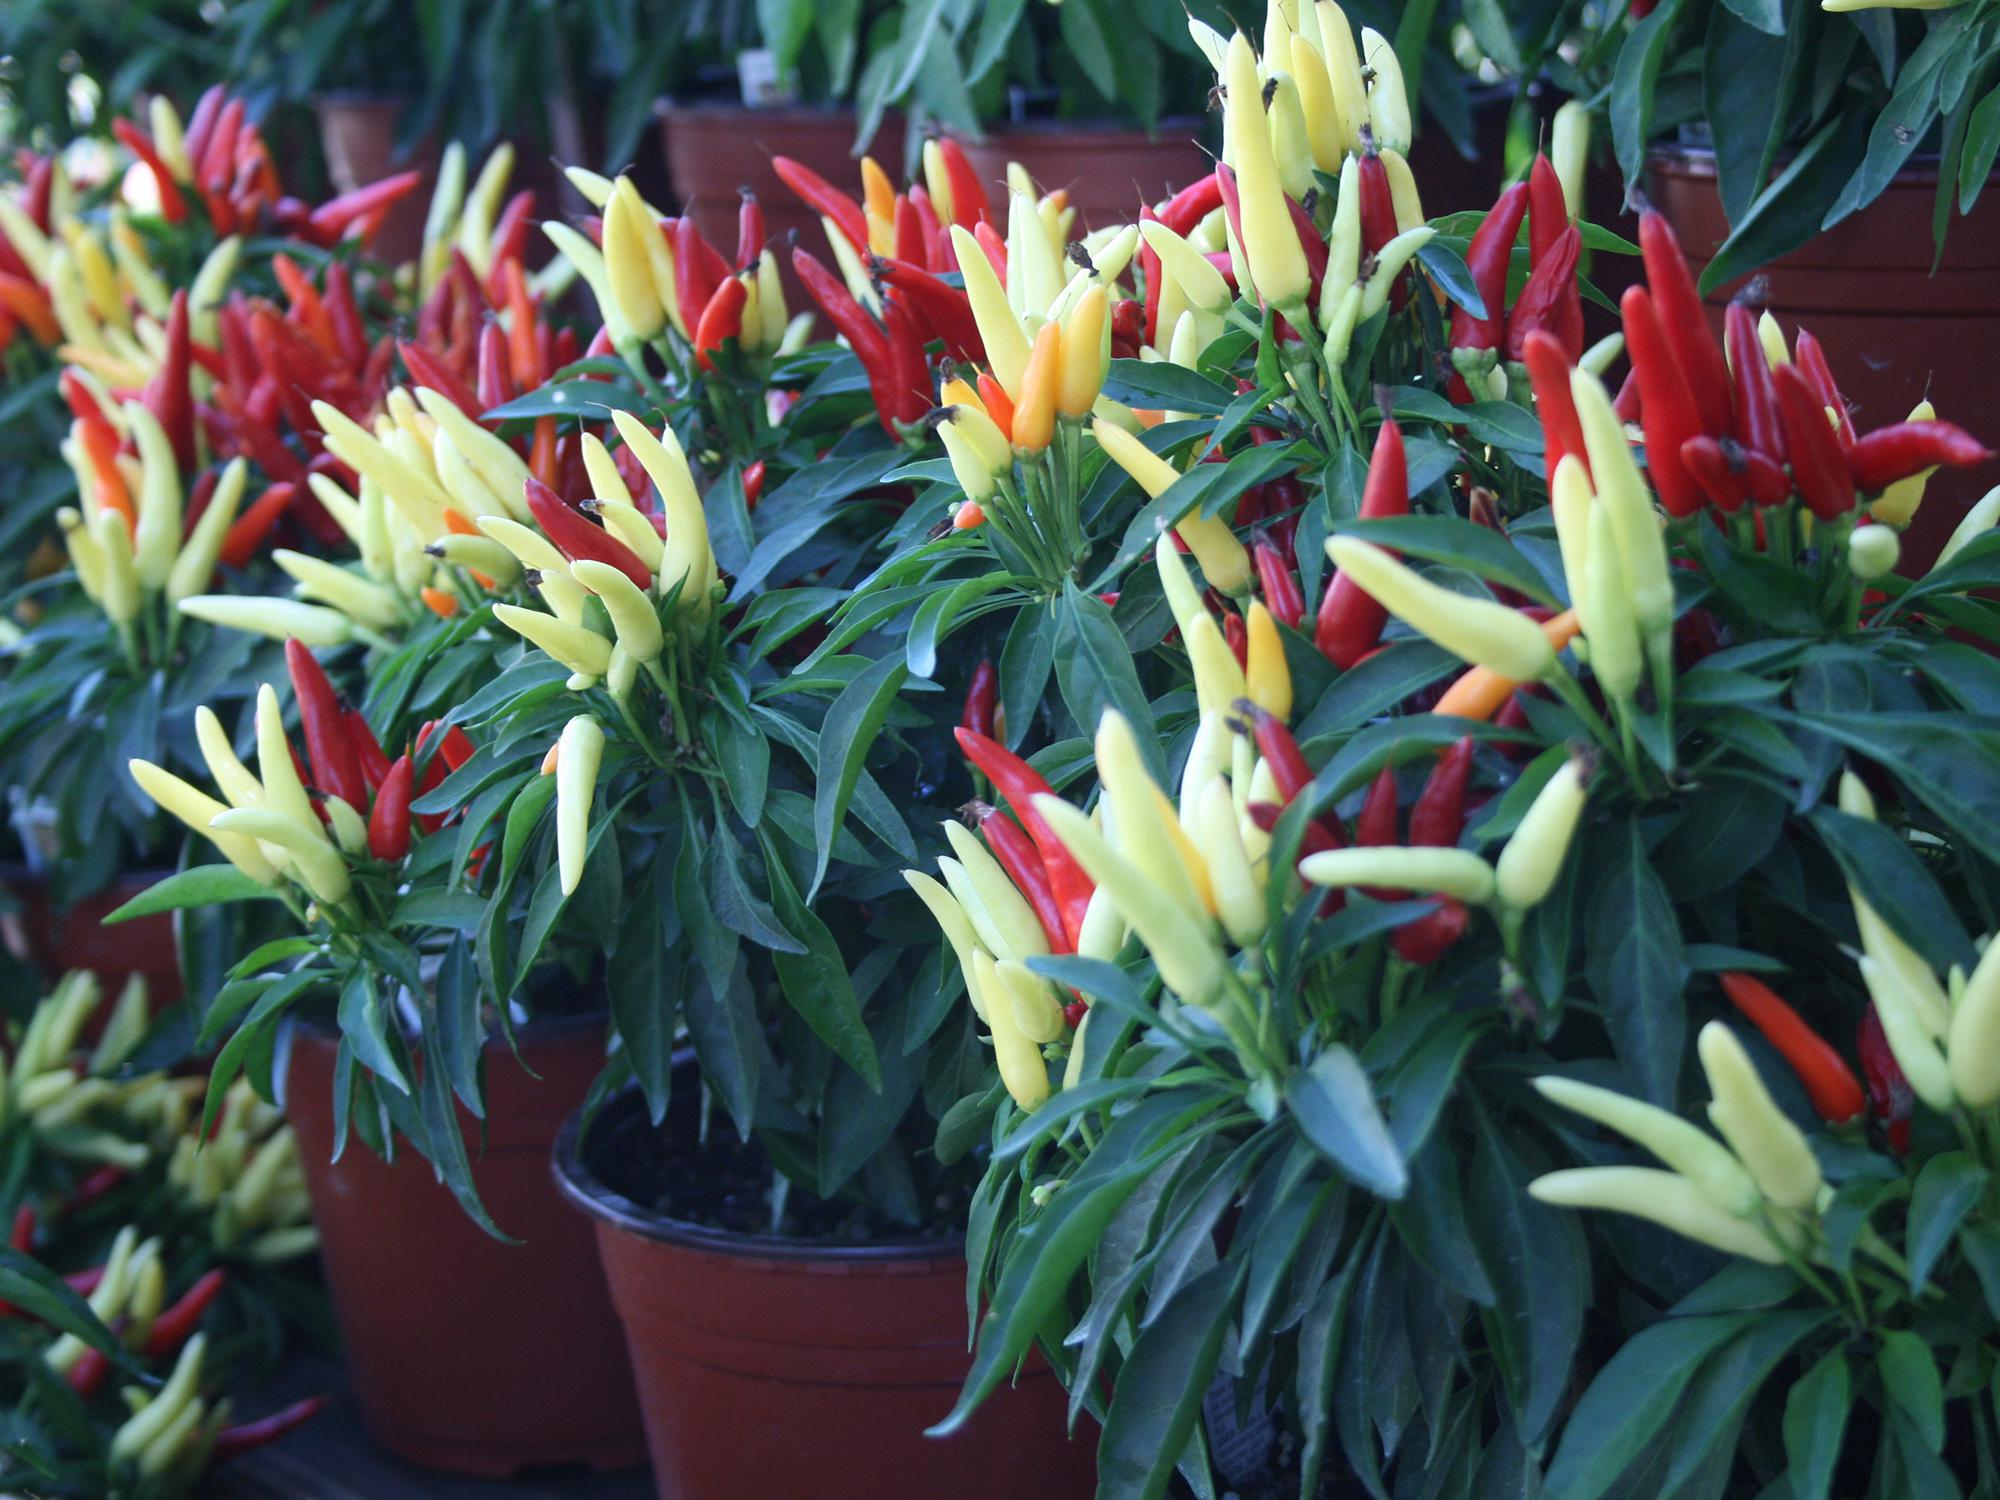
[338,969,412,1096]
[483,378,647,422]
[1384,386,1544,455]
[0,1249,142,1375]
[1783,1348,1851,1500]
[1584,819,1686,1106]
[104,865,274,921]
[1796,710,2000,869]
[1284,1046,1407,1199]
[1810,808,1976,975]
[1906,1151,1987,1292]
[1095,1260,1246,1500]
[1610,0,1689,190]
[1053,585,1162,782]
[1101,358,1234,415]
[610,849,676,1124]
[1543,1314,1749,1500]
[1878,1329,1944,1453]
[1704,0,1802,222]
[763,831,881,1091]
[810,652,908,896]
[1823,11,1971,231]
[1701,113,1871,293]
[1961,81,2000,214]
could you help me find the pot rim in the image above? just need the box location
[961,116,1209,144]
[551,1086,962,1263]
[1646,139,1957,184]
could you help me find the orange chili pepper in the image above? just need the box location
[529,416,558,491]
[0,273,60,345]
[976,373,1015,443]
[420,585,460,618]
[77,418,135,533]
[1431,610,1581,721]
[503,260,543,388]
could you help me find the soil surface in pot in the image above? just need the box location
[592,1101,964,1243]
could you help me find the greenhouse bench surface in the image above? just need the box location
[209,1358,653,1500]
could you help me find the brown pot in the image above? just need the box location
[957,121,1213,233]
[2,868,182,1004]
[1647,146,2000,571]
[312,96,441,267]
[657,104,905,298]
[553,1091,1098,1500]
[287,1019,645,1477]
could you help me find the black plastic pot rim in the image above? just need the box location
[550,1085,962,1265]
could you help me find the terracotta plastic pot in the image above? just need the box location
[287,1019,645,1477]
[657,104,904,298]
[553,1090,1098,1500]
[312,96,440,267]
[1647,146,2000,571]
[957,121,1212,233]
[1,867,182,1004]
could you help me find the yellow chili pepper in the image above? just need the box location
[1095,419,1252,594]
[1358,226,1434,320]
[1857,956,1955,1111]
[1698,1022,1822,1212]
[552,713,605,895]
[1225,32,1311,315]
[493,603,615,678]
[127,760,280,886]
[1056,286,1109,419]
[1534,1075,1760,1215]
[211,807,351,904]
[1324,535,1555,679]
[1579,502,1641,703]
[1244,600,1292,720]
[1551,102,1589,221]
[610,411,714,607]
[123,402,181,592]
[1314,2,1371,157]
[941,820,1050,960]
[972,950,1051,1111]
[1948,935,2000,1108]
[1185,612,1250,720]
[1360,28,1411,154]
[950,225,1031,398]
[272,551,403,632]
[571,558,665,662]
[1528,1168,1797,1265]
[1300,845,1497,903]
[1494,753,1590,909]
[1196,777,1266,947]
[1011,321,1061,455]
[167,458,248,607]
[1290,35,1346,172]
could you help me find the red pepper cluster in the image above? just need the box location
[283,641,478,865]
[1617,213,1991,520]
[0,152,59,347]
[780,145,998,436]
[55,293,297,576]
[1246,713,1472,966]
[581,189,768,371]
[955,728,1099,1016]
[1448,156,1582,401]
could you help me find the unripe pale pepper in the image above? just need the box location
[1698,1021,1822,1212]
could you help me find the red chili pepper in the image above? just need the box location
[1521,330,1587,483]
[733,189,767,272]
[284,640,366,811]
[1408,737,1473,846]
[1253,539,1305,629]
[1158,176,1223,237]
[212,1395,330,1463]
[145,289,196,474]
[273,255,337,353]
[524,476,652,587]
[953,728,1093,948]
[63,1266,105,1299]
[1391,897,1468,965]
[1356,150,1396,256]
[1450,182,1529,355]
[1845,421,1992,493]
[1212,165,1248,276]
[1526,156,1582,357]
[1724,302,1784,463]
[197,97,244,195]
[1612,367,1642,424]
[1637,211,1733,436]
[143,1268,226,1361]
[62,1165,127,1216]
[693,275,748,372]
[345,709,392,793]
[791,247,889,373]
[67,1346,111,1399]
[322,262,367,370]
[771,157,870,258]
[1503,225,1582,361]
[972,221,1008,280]
[1356,765,1399,848]
[1717,972,1866,1125]
[1248,708,1328,825]
[977,806,1071,954]
[1620,285,1705,518]
[1791,330,1855,447]
[872,257,984,365]
[435,724,475,772]
[1316,418,1408,668]
[1857,1005,1913,1154]
[1773,364,1855,520]
[878,297,933,432]
[1223,608,1250,668]
[742,458,766,511]
[936,138,991,228]
[399,340,482,419]
[476,322,515,412]
[1247,799,1347,913]
[975,374,1015,444]
[367,755,414,862]
[892,194,926,264]
[111,119,187,223]
[961,658,998,740]
[1139,209,1165,348]
[305,171,424,244]
[181,87,226,181]
[1680,436,1754,513]
[1286,196,1329,304]
[219,482,296,570]
[909,185,949,270]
